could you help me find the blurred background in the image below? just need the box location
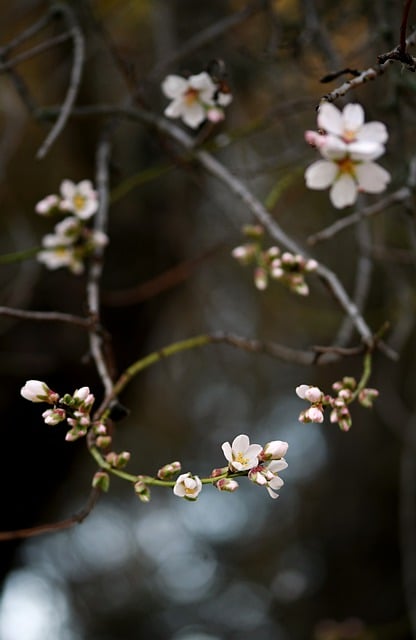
[0,1,415,638]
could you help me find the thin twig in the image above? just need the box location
[399,0,414,54]
[308,187,411,245]
[87,131,114,395]
[0,488,100,541]
[0,10,55,58]
[147,0,268,80]
[0,306,93,328]
[0,32,71,73]
[36,3,85,159]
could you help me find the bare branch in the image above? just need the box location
[0,489,100,541]
[36,3,85,159]
[0,306,93,329]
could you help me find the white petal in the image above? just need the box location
[162,75,189,99]
[217,92,232,106]
[349,140,385,161]
[182,103,206,128]
[305,160,338,189]
[60,179,75,199]
[320,135,348,160]
[357,122,388,145]
[232,434,250,452]
[355,162,391,193]
[317,103,343,136]
[330,175,357,208]
[342,103,364,132]
[221,442,232,462]
[164,99,185,119]
[189,72,215,92]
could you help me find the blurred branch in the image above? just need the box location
[0,32,71,73]
[0,488,100,541]
[147,0,269,81]
[87,131,114,395]
[0,306,93,329]
[36,2,85,159]
[307,188,411,245]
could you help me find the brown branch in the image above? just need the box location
[102,244,223,306]
[0,32,71,73]
[0,488,100,541]
[399,0,414,54]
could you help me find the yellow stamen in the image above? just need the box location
[73,194,86,211]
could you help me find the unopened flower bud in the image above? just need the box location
[20,380,59,404]
[243,224,263,239]
[42,407,66,425]
[254,266,268,290]
[358,388,379,408]
[304,406,324,423]
[216,478,239,492]
[210,466,228,478]
[96,435,112,449]
[92,471,110,492]
[260,440,289,461]
[157,461,182,479]
[134,480,151,503]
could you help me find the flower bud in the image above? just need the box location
[42,408,66,425]
[20,380,59,404]
[216,478,239,492]
[92,471,110,492]
[173,472,202,500]
[157,461,182,479]
[210,466,228,478]
[134,480,151,503]
[254,266,268,290]
[358,388,379,408]
[260,440,289,461]
[96,435,112,449]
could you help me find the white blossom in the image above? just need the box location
[162,72,218,128]
[221,434,263,472]
[173,472,202,500]
[37,246,84,275]
[305,103,390,209]
[261,440,289,461]
[59,180,98,220]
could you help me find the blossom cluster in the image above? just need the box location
[296,378,379,431]
[20,379,107,442]
[172,434,289,501]
[232,225,317,294]
[162,70,232,129]
[35,180,107,274]
[305,102,390,209]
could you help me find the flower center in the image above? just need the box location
[343,129,357,143]
[337,156,355,175]
[184,87,199,105]
[235,452,248,466]
[73,194,86,211]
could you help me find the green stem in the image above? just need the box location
[352,351,372,401]
[0,246,40,264]
[99,334,214,417]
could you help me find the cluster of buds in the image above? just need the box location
[162,70,232,129]
[20,380,107,442]
[35,179,108,274]
[296,378,379,432]
[232,225,317,294]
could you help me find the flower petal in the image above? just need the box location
[182,103,206,128]
[305,160,338,190]
[221,441,232,462]
[355,162,391,193]
[162,75,189,99]
[342,103,364,132]
[317,103,344,136]
[330,174,357,208]
[232,434,250,452]
[357,121,388,145]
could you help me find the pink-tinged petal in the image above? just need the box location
[221,442,232,461]
[296,385,309,399]
[266,486,279,499]
[320,135,348,160]
[356,121,388,145]
[182,103,206,128]
[330,174,357,208]
[305,160,338,190]
[349,140,385,161]
[232,434,250,452]
[342,103,364,132]
[268,476,284,490]
[355,162,391,193]
[162,75,189,99]
[317,102,344,136]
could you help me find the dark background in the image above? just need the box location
[0,1,415,639]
